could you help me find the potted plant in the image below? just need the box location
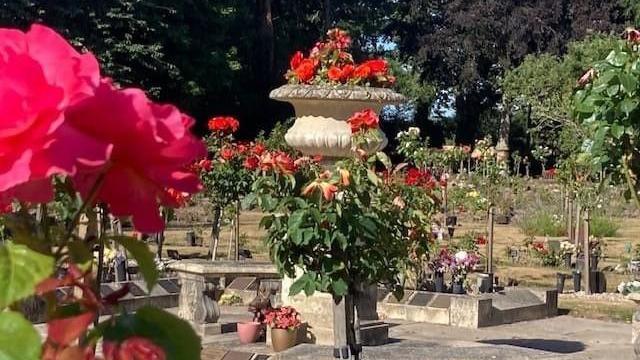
[560,241,576,268]
[237,296,271,344]
[450,250,480,294]
[429,248,452,292]
[265,306,302,352]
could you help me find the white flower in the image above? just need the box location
[454,251,468,262]
[408,127,420,136]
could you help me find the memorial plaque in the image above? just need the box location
[158,279,180,294]
[387,290,413,304]
[409,292,434,306]
[128,282,146,297]
[100,284,115,297]
[226,276,256,290]
[429,294,451,309]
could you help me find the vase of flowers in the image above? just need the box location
[269,28,404,160]
[237,300,270,344]
[265,306,302,352]
[560,241,575,268]
[450,250,480,294]
[429,248,452,292]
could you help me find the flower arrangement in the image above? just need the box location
[559,241,576,256]
[285,28,394,87]
[264,306,302,330]
[530,241,562,267]
[429,248,453,274]
[450,251,480,283]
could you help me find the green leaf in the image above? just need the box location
[606,50,629,67]
[620,73,638,94]
[620,99,639,115]
[0,311,40,360]
[111,236,158,292]
[288,209,306,230]
[366,169,380,185]
[375,151,392,169]
[289,274,309,296]
[330,278,349,296]
[98,306,200,360]
[606,84,619,97]
[0,243,53,309]
[611,124,625,139]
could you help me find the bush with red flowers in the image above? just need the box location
[285,28,394,87]
[264,306,302,330]
[0,24,201,359]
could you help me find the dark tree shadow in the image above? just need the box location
[479,339,585,354]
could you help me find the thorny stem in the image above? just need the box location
[55,172,107,259]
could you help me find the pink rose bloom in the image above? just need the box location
[0,24,109,204]
[66,81,206,232]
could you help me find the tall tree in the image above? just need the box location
[390,0,632,144]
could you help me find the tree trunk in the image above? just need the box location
[255,0,274,89]
[209,206,222,261]
[156,211,166,260]
[234,200,241,261]
[323,0,332,31]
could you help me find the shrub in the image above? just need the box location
[517,210,566,237]
[590,216,619,238]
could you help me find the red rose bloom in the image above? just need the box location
[208,116,239,134]
[244,156,259,170]
[220,146,235,161]
[66,81,205,233]
[198,159,212,172]
[253,142,266,156]
[0,24,109,206]
[347,109,379,133]
[294,59,317,83]
[274,151,297,174]
[290,51,304,70]
[405,168,421,186]
[103,337,166,360]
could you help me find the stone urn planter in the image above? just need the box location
[271,327,298,352]
[269,84,405,160]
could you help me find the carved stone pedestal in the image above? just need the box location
[169,260,280,337]
[176,272,220,336]
[281,273,385,346]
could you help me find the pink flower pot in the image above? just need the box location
[237,321,263,344]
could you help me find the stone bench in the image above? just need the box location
[167,260,280,336]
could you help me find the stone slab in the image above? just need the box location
[167,260,279,278]
[271,341,559,360]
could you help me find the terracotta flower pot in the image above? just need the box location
[237,321,263,344]
[270,327,298,352]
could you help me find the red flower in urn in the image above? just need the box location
[347,109,379,133]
